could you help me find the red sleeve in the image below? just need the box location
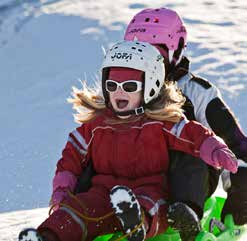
[55,124,92,176]
[163,118,214,157]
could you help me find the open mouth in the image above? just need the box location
[116,99,129,109]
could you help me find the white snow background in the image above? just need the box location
[0,0,246,240]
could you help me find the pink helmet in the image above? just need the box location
[124,8,187,65]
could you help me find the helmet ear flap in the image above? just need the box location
[173,37,185,62]
[102,67,110,105]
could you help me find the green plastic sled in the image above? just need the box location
[93,196,247,241]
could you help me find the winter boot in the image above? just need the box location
[19,228,59,241]
[110,185,146,241]
[221,167,247,225]
[167,202,201,241]
[18,228,43,241]
[222,190,247,225]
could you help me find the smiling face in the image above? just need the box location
[106,67,144,115]
[109,86,142,112]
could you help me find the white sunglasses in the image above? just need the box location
[105,80,143,93]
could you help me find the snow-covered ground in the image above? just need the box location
[0,0,247,240]
[0,207,48,241]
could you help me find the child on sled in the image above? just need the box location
[19,40,238,241]
[123,7,247,239]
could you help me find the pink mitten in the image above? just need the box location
[200,136,238,173]
[50,188,68,210]
[50,171,77,210]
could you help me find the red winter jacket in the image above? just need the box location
[55,110,213,190]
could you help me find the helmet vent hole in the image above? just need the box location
[153,35,156,38]
[142,44,146,47]
[138,49,143,52]
[140,57,144,60]
[132,46,136,50]
[149,89,155,97]
[132,19,135,23]
[154,18,159,23]
[156,80,160,87]
[155,9,160,11]
[145,18,150,22]
[114,46,118,49]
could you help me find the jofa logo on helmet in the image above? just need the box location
[111,52,132,60]
[128,28,146,34]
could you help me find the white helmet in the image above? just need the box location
[101,40,165,105]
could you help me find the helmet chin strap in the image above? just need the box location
[114,106,145,117]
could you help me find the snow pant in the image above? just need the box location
[38,184,168,241]
[221,167,247,225]
[168,150,220,218]
[205,96,247,224]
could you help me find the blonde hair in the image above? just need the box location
[68,80,185,124]
[145,82,185,122]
